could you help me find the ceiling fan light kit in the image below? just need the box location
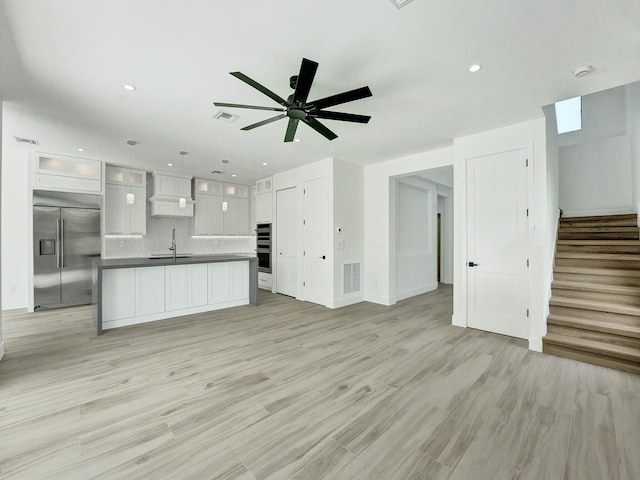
[214,58,372,142]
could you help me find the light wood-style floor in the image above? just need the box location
[1,286,638,480]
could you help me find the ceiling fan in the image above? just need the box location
[214,58,372,142]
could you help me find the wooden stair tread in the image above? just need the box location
[557,240,640,246]
[558,226,639,231]
[549,296,640,316]
[554,266,640,277]
[551,280,640,295]
[543,332,640,362]
[547,314,640,338]
[555,252,640,260]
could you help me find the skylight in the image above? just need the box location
[555,96,582,134]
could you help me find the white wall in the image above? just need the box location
[453,117,548,351]
[395,177,438,300]
[332,159,364,308]
[1,146,29,310]
[363,147,453,305]
[559,134,633,216]
[626,82,640,218]
[559,85,634,217]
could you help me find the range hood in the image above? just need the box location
[149,173,195,217]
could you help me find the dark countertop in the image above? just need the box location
[94,253,257,269]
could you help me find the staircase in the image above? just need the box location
[543,213,640,374]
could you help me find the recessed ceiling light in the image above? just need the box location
[294,138,301,143]
[468,64,482,73]
[77,148,84,152]
[231,174,237,177]
[262,162,268,166]
[123,84,136,91]
[167,163,173,167]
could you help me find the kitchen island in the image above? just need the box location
[93,254,258,335]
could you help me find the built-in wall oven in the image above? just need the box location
[256,223,272,273]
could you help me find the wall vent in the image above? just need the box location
[343,263,361,295]
[390,0,414,8]
[212,111,239,123]
[14,136,39,145]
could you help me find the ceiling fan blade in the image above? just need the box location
[214,102,286,112]
[230,72,289,106]
[284,118,300,142]
[313,110,371,123]
[292,58,319,106]
[240,114,287,131]
[302,117,338,141]
[308,86,372,110]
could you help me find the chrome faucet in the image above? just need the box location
[169,227,177,261]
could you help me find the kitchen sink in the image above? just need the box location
[148,253,194,259]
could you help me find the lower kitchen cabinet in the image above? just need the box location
[135,266,165,316]
[102,269,135,321]
[165,264,208,311]
[100,260,253,330]
[207,261,249,304]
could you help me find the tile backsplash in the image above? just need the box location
[104,175,255,258]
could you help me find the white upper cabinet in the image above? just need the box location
[256,177,272,194]
[33,153,102,193]
[104,166,147,235]
[255,176,273,223]
[105,165,146,187]
[193,179,250,235]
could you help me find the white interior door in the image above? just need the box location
[276,187,298,297]
[303,177,328,305]
[467,149,529,339]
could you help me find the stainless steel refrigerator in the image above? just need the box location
[33,191,101,310]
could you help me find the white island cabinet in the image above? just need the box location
[95,255,257,334]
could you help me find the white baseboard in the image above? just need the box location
[529,336,543,352]
[452,314,466,328]
[0,340,4,361]
[331,294,365,309]
[365,293,396,306]
[396,282,438,301]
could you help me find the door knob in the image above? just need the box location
[319,255,326,259]
[468,262,479,267]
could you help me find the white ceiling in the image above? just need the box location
[1,1,639,184]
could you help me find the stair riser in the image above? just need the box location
[556,245,640,254]
[549,305,640,327]
[542,343,640,375]
[547,316,640,339]
[558,231,640,240]
[553,272,640,287]
[547,324,640,349]
[555,258,640,270]
[551,288,640,307]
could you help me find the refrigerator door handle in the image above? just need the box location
[60,218,65,268]
[56,218,61,268]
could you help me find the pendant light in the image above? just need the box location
[179,150,188,208]
[126,140,137,204]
